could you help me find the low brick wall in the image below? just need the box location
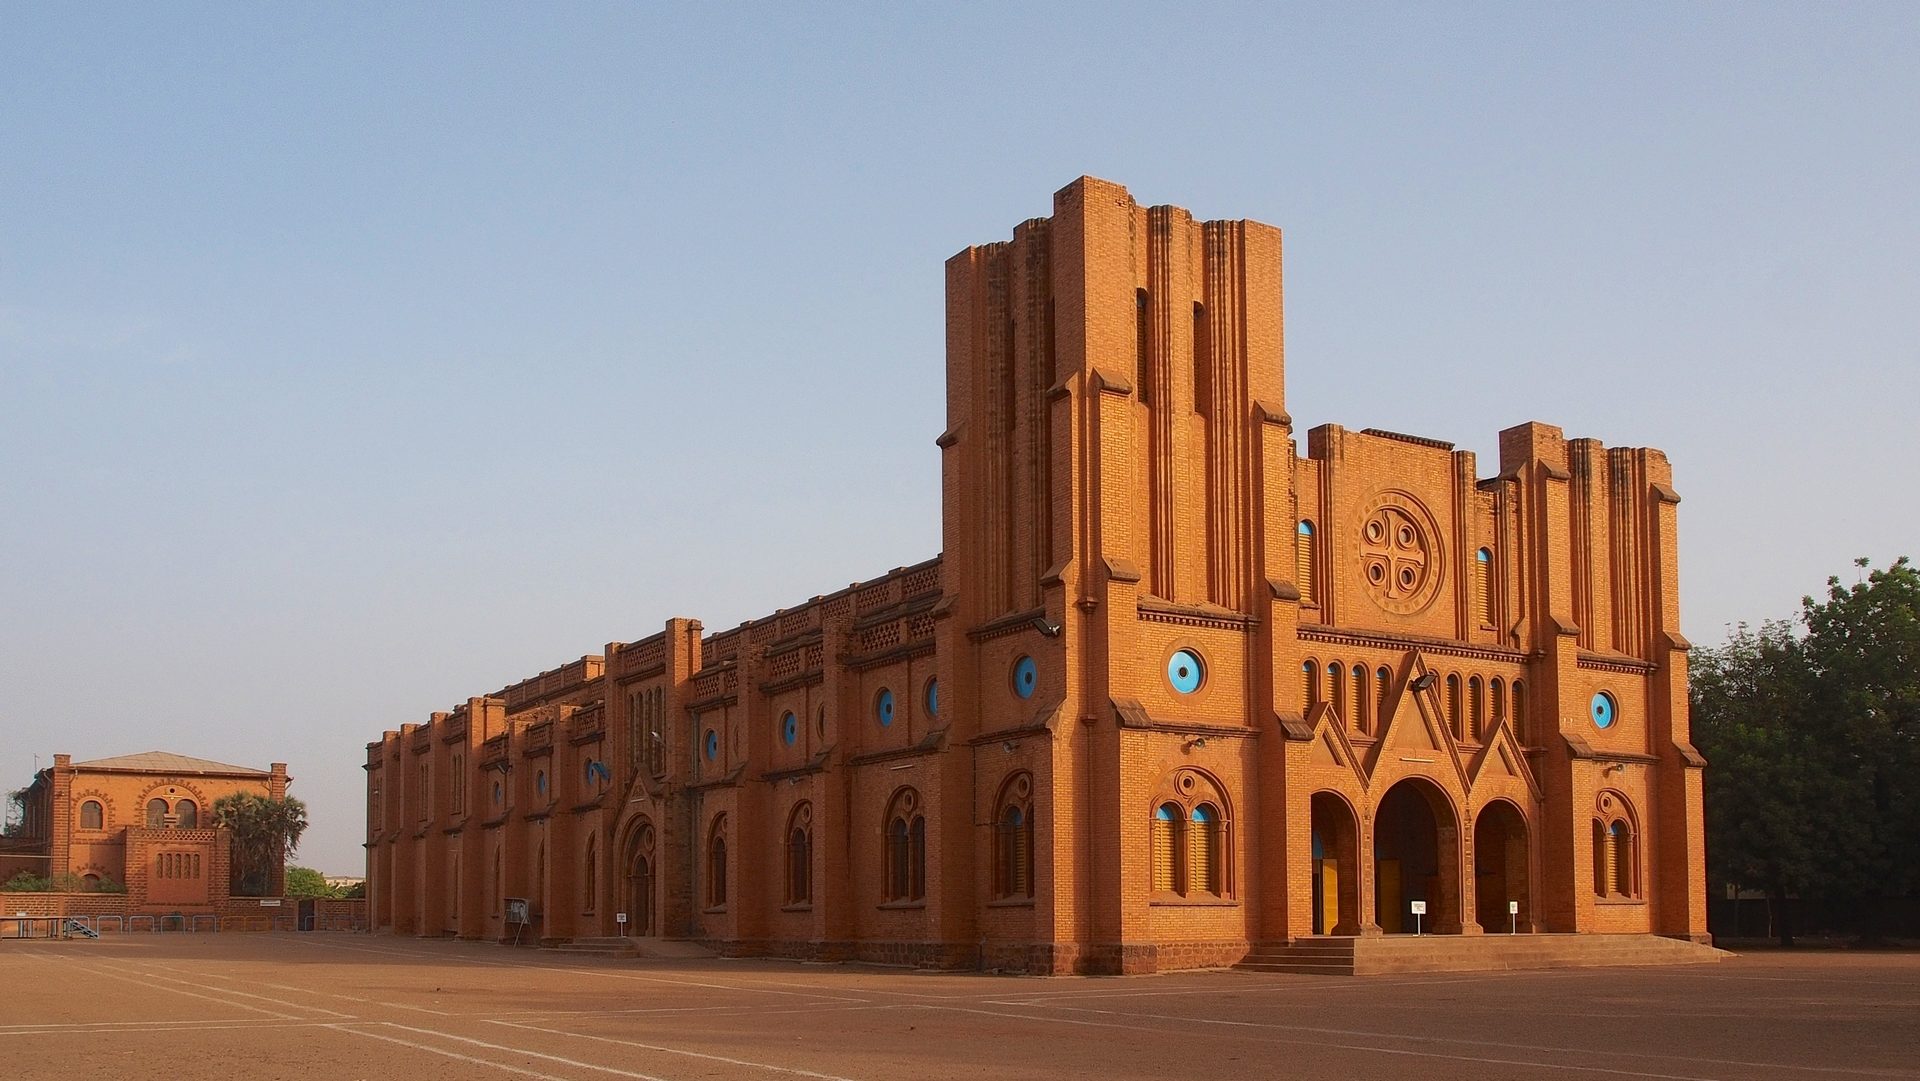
[0,892,367,930]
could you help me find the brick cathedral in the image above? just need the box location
[366,178,1710,973]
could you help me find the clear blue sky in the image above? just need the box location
[4,3,1916,874]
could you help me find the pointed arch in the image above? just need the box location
[993,772,1035,900]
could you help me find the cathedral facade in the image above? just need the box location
[365,177,1708,973]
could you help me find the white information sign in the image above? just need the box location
[1409,900,1427,915]
[1508,900,1519,915]
[616,912,628,925]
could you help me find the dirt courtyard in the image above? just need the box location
[2,934,1916,1081]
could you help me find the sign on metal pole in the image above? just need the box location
[506,897,531,946]
[1410,899,1426,935]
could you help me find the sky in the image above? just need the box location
[3,3,1916,875]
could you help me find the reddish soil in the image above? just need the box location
[3,934,1917,1080]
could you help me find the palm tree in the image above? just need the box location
[211,793,308,896]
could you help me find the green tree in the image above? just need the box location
[284,865,335,898]
[1693,557,1920,945]
[211,793,308,896]
[1799,557,1920,937]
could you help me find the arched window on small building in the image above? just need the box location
[80,800,103,830]
[146,799,167,828]
[176,799,197,829]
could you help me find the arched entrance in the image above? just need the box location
[1474,800,1530,933]
[624,819,656,937]
[1373,778,1461,934]
[1309,792,1361,935]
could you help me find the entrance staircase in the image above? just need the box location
[1237,934,1724,977]
[547,936,716,961]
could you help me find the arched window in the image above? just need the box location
[1593,803,1640,900]
[1328,663,1345,724]
[491,846,502,915]
[1475,548,1496,627]
[1353,665,1369,732]
[1303,660,1319,709]
[1491,677,1507,731]
[1376,667,1392,725]
[1468,676,1485,741]
[1610,820,1635,897]
[707,817,728,908]
[1148,770,1234,898]
[583,838,597,914]
[146,798,167,828]
[82,873,101,892]
[994,773,1035,900]
[176,799,197,829]
[1296,521,1317,606]
[452,755,465,814]
[80,800,103,830]
[1445,674,1463,739]
[1191,804,1223,895]
[1151,804,1183,894]
[786,802,813,906]
[884,789,925,902]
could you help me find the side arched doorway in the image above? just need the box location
[1373,778,1462,934]
[625,819,656,937]
[1474,800,1530,933]
[1309,792,1361,935]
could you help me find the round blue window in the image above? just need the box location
[781,711,798,746]
[1012,655,1038,699]
[876,689,895,727]
[1167,649,1205,694]
[925,678,939,717]
[1591,691,1617,729]
[704,728,719,760]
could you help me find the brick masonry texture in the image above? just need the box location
[4,753,295,914]
[364,177,1708,973]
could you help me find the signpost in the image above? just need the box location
[506,897,531,946]
[616,912,628,937]
[1410,899,1426,936]
[1509,899,1519,935]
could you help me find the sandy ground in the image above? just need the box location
[2,933,1916,1080]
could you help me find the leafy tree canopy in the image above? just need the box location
[211,792,308,897]
[1693,557,1920,942]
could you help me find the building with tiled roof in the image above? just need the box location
[3,751,290,910]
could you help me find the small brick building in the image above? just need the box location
[366,177,1708,972]
[4,752,290,910]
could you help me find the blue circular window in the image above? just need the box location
[925,678,939,717]
[1012,655,1038,699]
[876,689,895,727]
[781,711,798,746]
[1167,649,1205,694]
[704,728,720,760]
[1591,691,1617,729]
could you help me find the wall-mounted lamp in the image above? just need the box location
[1002,741,1019,753]
[488,760,513,776]
[1409,672,1438,692]
[1185,736,1210,751]
[1603,763,1625,776]
[1031,617,1062,637]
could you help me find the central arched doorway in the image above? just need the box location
[625,819,656,937]
[1309,792,1361,935]
[1373,778,1461,933]
[1474,800,1530,933]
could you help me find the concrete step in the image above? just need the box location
[1237,934,1724,978]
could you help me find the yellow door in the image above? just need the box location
[1320,859,1340,934]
